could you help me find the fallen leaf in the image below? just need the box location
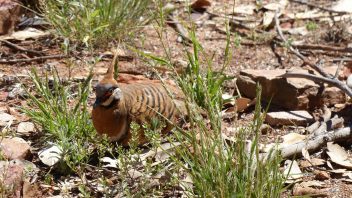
[301,148,311,162]
[326,142,352,169]
[284,160,304,183]
[263,0,288,11]
[300,158,325,168]
[263,11,275,27]
[101,157,118,168]
[234,4,256,15]
[191,0,211,11]
[300,180,324,188]
[281,133,306,147]
[236,97,252,112]
[0,27,50,41]
[38,145,62,166]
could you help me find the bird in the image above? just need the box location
[91,54,186,146]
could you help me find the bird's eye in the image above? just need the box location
[108,87,114,93]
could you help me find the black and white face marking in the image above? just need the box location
[94,84,122,108]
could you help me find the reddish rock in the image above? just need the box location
[0,137,31,160]
[0,160,38,198]
[237,68,346,110]
[0,160,24,197]
[265,110,313,126]
[0,0,22,35]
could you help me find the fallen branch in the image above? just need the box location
[281,72,352,97]
[289,0,350,15]
[293,43,352,53]
[0,39,44,56]
[166,8,192,45]
[274,11,330,77]
[0,54,68,64]
[281,126,352,159]
[275,11,352,97]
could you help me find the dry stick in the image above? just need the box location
[282,72,352,97]
[289,0,350,15]
[0,39,45,56]
[281,126,352,159]
[0,54,68,64]
[167,11,192,45]
[293,43,352,53]
[274,11,352,97]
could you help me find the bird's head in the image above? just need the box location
[93,53,122,108]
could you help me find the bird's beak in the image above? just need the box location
[93,98,102,108]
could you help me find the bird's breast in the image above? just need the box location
[91,105,128,141]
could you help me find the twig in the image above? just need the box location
[0,54,68,64]
[167,12,192,45]
[289,0,350,15]
[274,11,331,78]
[281,72,352,97]
[0,39,45,56]
[334,59,344,79]
[281,126,352,159]
[293,43,352,53]
[275,10,352,97]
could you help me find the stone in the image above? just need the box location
[0,0,22,35]
[0,137,31,160]
[320,87,347,107]
[265,111,313,126]
[0,160,24,197]
[0,112,14,126]
[0,159,38,197]
[237,68,346,110]
[7,83,26,99]
[17,122,35,134]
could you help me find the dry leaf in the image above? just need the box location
[300,180,324,188]
[0,28,50,40]
[284,160,304,183]
[263,11,275,27]
[300,158,325,168]
[263,0,288,11]
[327,142,352,169]
[281,133,306,147]
[301,148,311,162]
[191,0,211,11]
[38,145,62,166]
[234,4,256,15]
[236,97,252,112]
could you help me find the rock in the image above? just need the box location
[0,112,14,126]
[320,87,347,107]
[17,122,35,134]
[265,111,313,126]
[0,159,24,197]
[0,137,31,160]
[314,170,330,180]
[237,69,346,110]
[0,0,22,35]
[0,159,38,197]
[8,83,26,99]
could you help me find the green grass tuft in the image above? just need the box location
[43,0,153,47]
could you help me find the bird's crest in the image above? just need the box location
[101,49,119,83]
